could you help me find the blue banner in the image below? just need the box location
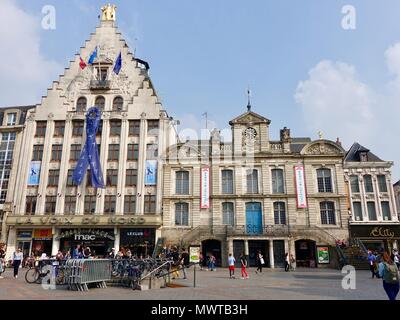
[28,161,41,185]
[72,107,105,188]
[145,160,157,185]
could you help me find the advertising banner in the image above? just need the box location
[28,161,41,186]
[145,160,157,185]
[200,167,210,209]
[294,165,307,209]
[189,246,201,263]
[317,246,330,264]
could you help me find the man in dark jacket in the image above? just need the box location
[180,248,190,280]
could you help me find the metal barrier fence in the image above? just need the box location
[64,259,112,291]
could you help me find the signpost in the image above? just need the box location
[190,246,201,288]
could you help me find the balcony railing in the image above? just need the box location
[90,80,111,90]
[226,224,289,237]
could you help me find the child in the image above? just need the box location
[228,253,235,279]
[240,253,248,279]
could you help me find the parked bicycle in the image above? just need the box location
[25,259,65,285]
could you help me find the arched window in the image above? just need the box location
[112,96,123,111]
[175,203,189,226]
[273,202,286,225]
[317,168,332,193]
[320,201,336,225]
[176,171,189,195]
[76,97,87,112]
[95,96,105,111]
[222,202,234,226]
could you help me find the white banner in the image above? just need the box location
[200,167,210,209]
[294,165,307,209]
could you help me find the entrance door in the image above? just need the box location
[246,203,263,235]
[273,240,285,268]
[295,240,317,268]
[202,240,222,267]
[248,240,269,267]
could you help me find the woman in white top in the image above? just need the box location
[12,248,23,278]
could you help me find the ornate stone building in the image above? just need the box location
[161,106,349,268]
[344,143,400,252]
[3,8,175,258]
[394,180,400,219]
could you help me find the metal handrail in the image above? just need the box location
[140,260,173,282]
[354,238,368,257]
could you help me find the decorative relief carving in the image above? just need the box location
[305,143,340,155]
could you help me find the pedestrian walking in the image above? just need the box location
[199,252,204,271]
[180,248,190,280]
[391,249,400,270]
[208,254,216,271]
[368,250,376,278]
[255,251,264,274]
[72,244,82,259]
[284,253,290,272]
[378,252,400,301]
[12,248,23,278]
[240,254,248,279]
[228,253,236,279]
[171,246,180,279]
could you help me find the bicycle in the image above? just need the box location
[25,260,65,285]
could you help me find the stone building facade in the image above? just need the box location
[161,107,349,268]
[394,181,400,218]
[3,11,175,259]
[344,143,400,253]
[0,106,34,242]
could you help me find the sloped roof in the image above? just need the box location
[344,142,383,162]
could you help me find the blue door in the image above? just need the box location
[246,203,263,235]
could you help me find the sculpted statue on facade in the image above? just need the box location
[101,4,117,21]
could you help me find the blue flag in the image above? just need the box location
[72,107,105,189]
[88,46,98,65]
[113,52,122,75]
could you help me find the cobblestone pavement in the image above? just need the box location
[0,267,390,300]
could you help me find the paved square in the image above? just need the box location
[0,267,391,300]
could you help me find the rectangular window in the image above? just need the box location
[45,196,57,215]
[96,120,103,137]
[72,121,84,137]
[106,169,118,187]
[104,195,116,215]
[377,175,388,193]
[175,202,189,226]
[246,169,259,194]
[54,121,65,137]
[272,169,285,193]
[317,169,332,193]
[25,196,37,215]
[108,144,120,161]
[84,195,96,214]
[364,175,374,193]
[7,113,17,126]
[144,195,156,214]
[70,144,81,161]
[353,202,363,221]
[124,196,136,214]
[109,120,121,136]
[129,120,140,136]
[222,202,234,226]
[51,145,63,161]
[147,120,159,135]
[221,170,234,194]
[274,202,286,225]
[35,121,47,137]
[350,176,360,193]
[127,144,139,160]
[86,170,92,187]
[67,170,74,187]
[32,145,44,161]
[320,201,336,225]
[367,202,377,221]
[126,169,138,186]
[146,144,158,159]
[64,196,76,215]
[381,201,391,221]
[176,171,189,195]
[47,170,60,187]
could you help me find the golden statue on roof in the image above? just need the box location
[101,3,117,21]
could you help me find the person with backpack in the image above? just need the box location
[378,252,400,301]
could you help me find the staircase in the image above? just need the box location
[340,239,369,270]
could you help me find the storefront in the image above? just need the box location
[58,229,115,257]
[16,229,53,257]
[350,224,400,254]
[119,228,156,257]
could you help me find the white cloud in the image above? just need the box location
[295,52,400,181]
[0,0,61,106]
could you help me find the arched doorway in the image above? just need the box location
[202,239,222,267]
[295,239,317,268]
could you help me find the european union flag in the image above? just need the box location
[113,52,122,75]
[88,46,98,65]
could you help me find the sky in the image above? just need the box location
[0,0,399,180]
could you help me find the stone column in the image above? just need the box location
[6,226,16,260]
[227,239,233,255]
[51,227,59,256]
[269,240,275,268]
[244,240,249,256]
[114,226,120,253]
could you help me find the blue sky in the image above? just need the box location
[1,0,400,179]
